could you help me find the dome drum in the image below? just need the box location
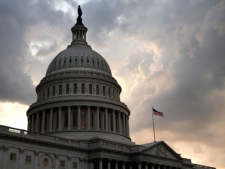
[27,104,130,142]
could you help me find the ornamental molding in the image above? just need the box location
[19,148,24,154]
[27,98,129,115]
[37,78,120,93]
[39,70,118,84]
[156,145,167,157]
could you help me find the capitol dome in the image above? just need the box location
[26,7,130,143]
[46,44,112,76]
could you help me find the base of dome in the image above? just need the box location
[46,130,131,143]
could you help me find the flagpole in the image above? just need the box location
[152,106,156,142]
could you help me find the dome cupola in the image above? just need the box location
[27,6,130,143]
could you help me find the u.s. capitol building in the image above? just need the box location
[0,6,215,169]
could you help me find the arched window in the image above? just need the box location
[64,57,66,64]
[59,85,62,95]
[74,83,77,93]
[43,89,45,99]
[66,84,69,94]
[89,84,92,94]
[75,56,78,64]
[81,83,85,94]
[53,86,55,96]
[81,56,83,64]
[108,87,111,98]
[96,85,99,95]
[54,59,57,67]
[103,86,106,96]
[47,87,50,97]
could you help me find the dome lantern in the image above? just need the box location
[71,5,88,46]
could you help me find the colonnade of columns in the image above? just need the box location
[73,28,86,40]
[28,106,129,137]
[90,159,181,169]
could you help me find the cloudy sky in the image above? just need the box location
[0,0,225,168]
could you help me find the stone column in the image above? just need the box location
[145,163,148,169]
[58,107,61,131]
[151,164,154,169]
[34,151,39,169]
[127,116,130,137]
[41,110,45,133]
[68,106,71,130]
[123,114,126,135]
[19,149,24,168]
[28,116,31,131]
[87,106,90,130]
[105,108,108,131]
[50,109,53,132]
[107,160,111,169]
[99,159,103,169]
[138,162,141,169]
[129,164,132,169]
[122,162,125,169]
[78,106,81,130]
[101,111,104,130]
[89,160,94,169]
[2,147,8,169]
[96,107,99,130]
[32,114,35,132]
[115,161,118,169]
[67,157,72,169]
[113,110,116,132]
[118,112,122,134]
[36,113,39,133]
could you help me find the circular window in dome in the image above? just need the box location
[43,158,48,166]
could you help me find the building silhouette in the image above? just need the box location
[0,6,215,169]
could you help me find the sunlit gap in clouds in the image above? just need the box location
[29,40,55,57]
[48,0,92,19]
[0,102,28,130]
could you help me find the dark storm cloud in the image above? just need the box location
[112,0,225,154]
[0,0,225,166]
[0,0,76,104]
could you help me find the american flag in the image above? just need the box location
[152,108,164,117]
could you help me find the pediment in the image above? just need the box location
[141,141,182,160]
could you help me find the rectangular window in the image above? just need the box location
[89,84,92,94]
[74,83,77,94]
[66,84,69,94]
[81,83,85,94]
[10,153,16,161]
[73,162,77,169]
[60,160,65,168]
[96,85,99,95]
[53,86,55,96]
[25,155,32,163]
[103,86,105,96]
[59,85,62,95]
